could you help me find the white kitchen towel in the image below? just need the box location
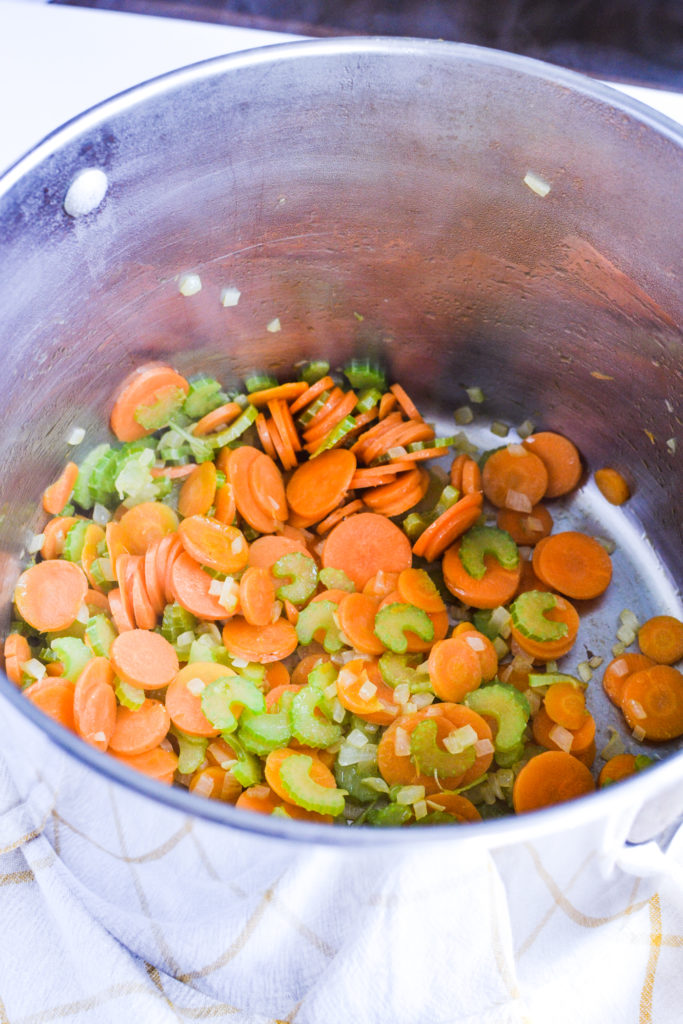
[1,740,682,1024]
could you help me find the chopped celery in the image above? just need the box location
[334,760,380,802]
[299,360,330,384]
[50,637,92,683]
[528,672,585,690]
[289,684,342,748]
[115,680,145,710]
[510,590,568,642]
[295,600,346,653]
[272,552,318,605]
[134,385,187,431]
[366,803,412,827]
[355,388,383,413]
[71,443,109,510]
[165,419,215,463]
[175,730,209,775]
[410,719,476,777]
[238,708,291,755]
[378,651,429,690]
[465,684,530,753]
[182,377,225,419]
[402,512,429,540]
[226,735,263,787]
[318,567,355,592]
[493,742,526,768]
[201,676,265,733]
[62,521,89,563]
[342,359,386,391]
[374,603,434,654]
[311,415,358,457]
[161,604,198,644]
[472,609,497,641]
[84,614,117,657]
[115,448,171,505]
[205,405,258,448]
[278,753,346,816]
[407,436,458,452]
[245,373,278,393]
[459,526,519,579]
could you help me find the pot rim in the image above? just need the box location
[1,36,681,847]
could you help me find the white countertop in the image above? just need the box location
[0,0,681,176]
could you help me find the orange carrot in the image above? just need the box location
[165,662,234,737]
[247,451,289,524]
[442,538,522,609]
[451,624,498,682]
[496,503,553,546]
[264,661,290,692]
[213,482,237,526]
[40,515,82,560]
[509,594,580,661]
[637,615,683,666]
[110,746,178,785]
[247,534,308,569]
[3,633,32,685]
[42,461,79,515]
[73,657,117,751]
[362,467,429,517]
[14,560,88,632]
[336,592,385,655]
[192,402,242,436]
[594,467,630,505]
[389,383,422,420]
[411,492,483,562]
[621,665,683,741]
[427,636,483,702]
[108,698,171,756]
[286,449,356,522]
[222,617,298,664]
[544,683,587,731]
[425,792,482,823]
[482,445,548,510]
[24,677,75,730]
[264,747,336,805]
[513,750,595,813]
[177,515,249,575]
[602,652,656,707]
[109,629,179,691]
[397,568,446,614]
[290,653,331,688]
[118,501,179,556]
[189,766,242,803]
[599,754,638,788]
[109,363,189,442]
[288,376,335,415]
[227,446,283,534]
[178,462,217,519]
[321,512,412,590]
[315,499,365,536]
[532,531,612,600]
[247,381,309,407]
[239,566,276,627]
[532,705,596,766]
[335,659,399,725]
[522,432,582,498]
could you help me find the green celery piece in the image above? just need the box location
[84,614,117,657]
[161,603,198,644]
[407,436,458,452]
[433,484,461,516]
[528,672,586,690]
[289,684,342,748]
[472,609,498,641]
[166,419,216,463]
[295,600,346,653]
[182,377,225,419]
[238,708,291,755]
[334,760,380,803]
[465,684,529,752]
[71,443,110,510]
[272,552,318,605]
[170,726,209,774]
[342,359,386,391]
[419,811,459,826]
[278,753,346,816]
[402,513,429,540]
[62,521,89,563]
[635,755,655,772]
[245,373,278,393]
[299,360,330,384]
[307,662,338,690]
[88,559,114,594]
[318,567,355,592]
[201,676,265,733]
[378,651,426,689]
[510,590,568,642]
[355,388,383,414]
[310,415,357,457]
[367,803,412,827]
[296,390,331,427]
[207,405,259,448]
[458,526,519,580]
[115,680,145,710]
[226,735,263,787]
[409,718,476,777]
[493,742,526,768]
[134,385,187,431]
[374,603,434,654]
[50,637,92,683]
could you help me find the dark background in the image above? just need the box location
[55,0,683,88]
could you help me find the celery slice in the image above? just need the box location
[510,590,568,642]
[295,600,346,653]
[299,360,330,384]
[272,552,318,605]
[289,684,342,748]
[84,614,117,657]
[459,526,519,580]
[238,708,292,755]
[342,359,386,391]
[374,603,434,654]
[201,676,265,733]
[465,684,530,752]
[50,637,92,683]
[182,377,225,419]
[71,443,110,510]
[278,753,346,816]
[409,718,476,777]
[115,680,145,711]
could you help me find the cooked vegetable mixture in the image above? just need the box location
[4,360,683,825]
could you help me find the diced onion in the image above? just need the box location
[600,727,626,761]
[178,273,202,296]
[577,661,593,683]
[490,774,504,801]
[493,637,510,659]
[208,579,223,596]
[632,725,646,742]
[186,677,206,696]
[474,738,495,757]
[524,689,542,716]
[523,171,551,197]
[594,536,616,554]
[66,426,86,446]
[332,699,346,724]
[466,386,484,404]
[549,723,574,753]
[92,503,111,525]
[266,317,281,333]
[99,557,115,582]
[75,603,90,625]
[22,659,46,680]
[443,724,478,754]
[629,701,647,721]
[490,420,509,437]
[396,785,425,805]
[177,630,195,647]
[454,405,474,425]
[231,536,245,555]
[464,635,486,652]
[193,774,214,797]
[394,683,411,705]
[496,769,514,788]
[220,286,241,307]
[93,731,106,743]
[517,419,535,438]
[490,605,512,637]
[358,679,378,702]
[588,655,604,669]
[270,601,283,623]
[347,728,369,749]
[394,726,410,757]
[619,608,640,630]
[612,642,627,657]
[361,777,389,795]
[505,489,532,513]
[616,625,636,645]
[413,799,428,820]
[323,681,338,700]
[412,692,435,709]
[231,657,249,668]
[387,446,407,458]
[666,437,677,454]
[27,533,45,554]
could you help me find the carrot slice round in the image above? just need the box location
[247,534,308,569]
[427,636,483,702]
[192,402,242,436]
[335,658,399,725]
[247,451,288,524]
[110,746,178,785]
[637,615,683,666]
[73,657,117,751]
[482,445,549,510]
[321,512,412,590]
[426,791,482,823]
[43,461,79,515]
[177,515,249,575]
[227,446,281,534]
[178,462,217,519]
[24,677,75,730]
[239,566,276,627]
[189,766,242,803]
[602,652,656,707]
[513,750,595,813]
[397,568,446,614]
[533,531,612,600]
[118,501,179,556]
[14,560,88,632]
[336,592,385,656]
[109,629,179,691]
[3,633,32,685]
[594,467,630,506]
[442,540,522,610]
[496,504,553,546]
[522,432,582,498]
[411,492,483,562]
[509,594,580,661]
[286,449,357,522]
[40,515,82,560]
[108,698,171,756]
[166,662,235,737]
[110,363,189,442]
[621,665,683,741]
[222,617,299,664]
[599,754,638,788]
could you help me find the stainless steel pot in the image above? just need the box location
[0,38,681,975]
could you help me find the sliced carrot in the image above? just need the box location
[301,387,346,438]
[373,597,447,655]
[411,492,483,562]
[247,534,308,569]
[286,449,356,522]
[110,746,178,785]
[108,588,135,633]
[362,467,429,517]
[255,412,278,461]
[14,560,88,632]
[595,467,630,506]
[321,512,412,590]
[449,453,467,490]
[114,553,139,631]
[43,461,79,515]
[621,665,683,741]
[222,617,299,664]
[239,566,276,627]
[248,381,309,407]
[178,515,249,575]
[110,363,189,442]
[24,677,75,730]
[335,659,399,725]
[315,499,364,536]
[427,636,483,702]
[509,594,580,661]
[442,538,522,610]
[264,660,290,692]
[496,504,553,546]
[514,556,551,597]
[130,560,158,630]
[426,792,482,823]
[532,705,595,763]
[118,501,179,556]
[602,652,656,707]
[378,392,398,419]
[143,538,166,616]
[105,520,129,575]
[513,750,595,813]
[161,534,186,606]
[522,432,582,498]
[350,412,403,459]
[451,624,499,681]
[80,523,106,591]
[533,531,612,600]
[227,446,282,534]
[351,462,414,486]
[178,462,217,519]
[108,698,171,756]
[192,402,242,436]
[637,615,683,666]
[189,766,242,803]
[482,445,548,510]
[389,382,422,420]
[247,451,288,524]
[150,463,198,480]
[336,592,385,655]
[40,515,82,560]
[363,571,400,600]
[599,754,638,788]
[544,683,587,731]
[267,407,298,471]
[3,633,32,685]
[397,568,446,614]
[269,398,301,457]
[165,662,235,737]
[461,457,482,495]
[214,482,237,526]
[110,629,179,691]
[73,657,117,751]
